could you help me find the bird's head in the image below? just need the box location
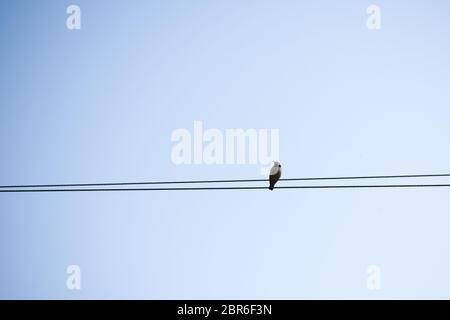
[274,161,281,167]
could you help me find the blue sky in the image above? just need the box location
[1,0,450,299]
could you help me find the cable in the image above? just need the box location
[1,184,450,193]
[1,173,450,189]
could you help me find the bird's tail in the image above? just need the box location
[269,185,274,191]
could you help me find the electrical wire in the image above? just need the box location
[1,173,450,189]
[1,184,450,193]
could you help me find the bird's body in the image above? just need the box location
[269,162,282,190]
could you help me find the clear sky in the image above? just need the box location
[1,0,450,299]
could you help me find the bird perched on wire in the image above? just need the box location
[269,161,282,191]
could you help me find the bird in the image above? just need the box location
[269,161,282,190]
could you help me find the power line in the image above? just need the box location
[1,173,450,189]
[1,184,450,193]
